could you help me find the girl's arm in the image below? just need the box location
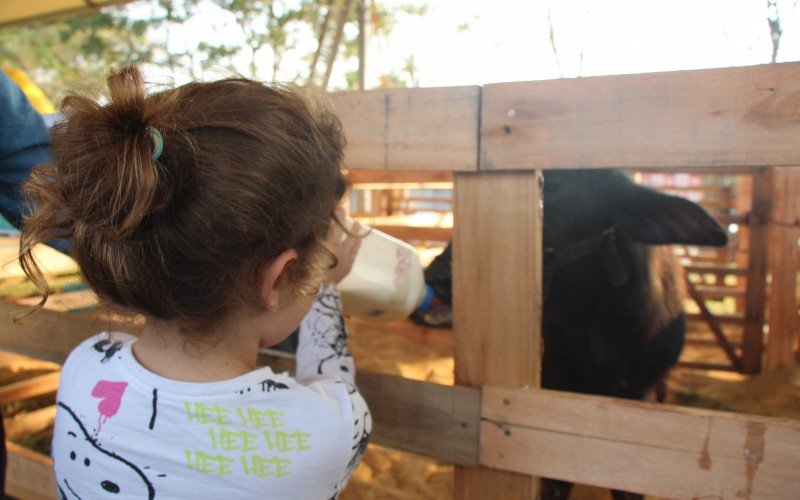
[295,219,369,490]
[295,284,355,383]
[295,284,370,491]
[295,215,361,382]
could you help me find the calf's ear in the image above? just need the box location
[614,185,728,247]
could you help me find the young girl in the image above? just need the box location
[19,66,370,499]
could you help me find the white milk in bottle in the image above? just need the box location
[337,221,434,323]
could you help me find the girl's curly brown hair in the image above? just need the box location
[19,66,348,333]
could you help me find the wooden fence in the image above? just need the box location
[3,62,800,499]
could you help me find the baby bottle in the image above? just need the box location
[337,221,434,323]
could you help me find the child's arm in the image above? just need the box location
[295,284,370,491]
[295,215,361,382]
[295,284,355,383]
[295,218,369,491]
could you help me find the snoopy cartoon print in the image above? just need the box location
[54,402,155,499]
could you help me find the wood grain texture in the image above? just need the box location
[356,372,480,466]
[256,350,480,466]
[347,169,453,185]
[0,300,142,363]
[766,166,800,371]
[742,168,772,373]
[481,62,800,170]
[452,172,543,387]
[452,171,543,499]
[0,371,59,404]
[329,86,480,171]
[481,386,800,499]
[6,441,57,500]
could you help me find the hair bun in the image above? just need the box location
[56,65,168,238]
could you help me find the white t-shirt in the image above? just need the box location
[52,286,370,499]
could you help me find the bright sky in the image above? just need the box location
[378,0,797,86]
[137,0,799,88]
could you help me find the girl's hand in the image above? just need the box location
[326,217,362,284]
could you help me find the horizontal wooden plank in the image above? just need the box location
[330,86,480,171]
[633,166,761,175]
[347,169,453,185]
[6,441,57,500]
[15,290,100,313]
[693,285,747,299]
[0,0,128,30]
[357,372,480,466]
[481,62,800,170]
[5,405,56,440]
[684,338,742,348]
[684,265,748,277]
[0,334,477,470]
[0,371,59,404]
[652,184,734,193]
[679,361,739,372]
[481,385,800,499]
[686,312,745,324]
[256,350,480,466]
[0,300,142,363]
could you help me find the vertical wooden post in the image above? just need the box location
[453,170,543,499]
[766,166,800,371]
[735,174,753,313]
[742,168,772,373]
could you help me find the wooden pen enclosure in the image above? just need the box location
[3,62,800,499]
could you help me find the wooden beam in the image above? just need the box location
[0,0,131,29]
[0,371,59,404]
[692,285,747,299]
[679,361,739,372]
[632,166,764,175]
[356,372,480,466]
[684,265,748,277]
[4,405,56,440]
[452,171,543,499]
[481,63,800,170]
[686,312,745,324]
[684,337,742,348]
[0,299,142,363]
[685,278,743,371]
[742,168,772,373]
[6,441,57,500]
[330,86,480,171]
[256,350,479,466]
[347,169,453,185]
[766,166,800,371]
[481,386,800,499]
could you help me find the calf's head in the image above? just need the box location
[543,169,728,249]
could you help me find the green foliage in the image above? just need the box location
[0,0,427,101]
[0,8,154,100]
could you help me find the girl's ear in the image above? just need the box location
[258,249,298,312]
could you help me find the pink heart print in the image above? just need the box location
[91,380,128,431]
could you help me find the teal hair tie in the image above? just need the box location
[146,126,164,160]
